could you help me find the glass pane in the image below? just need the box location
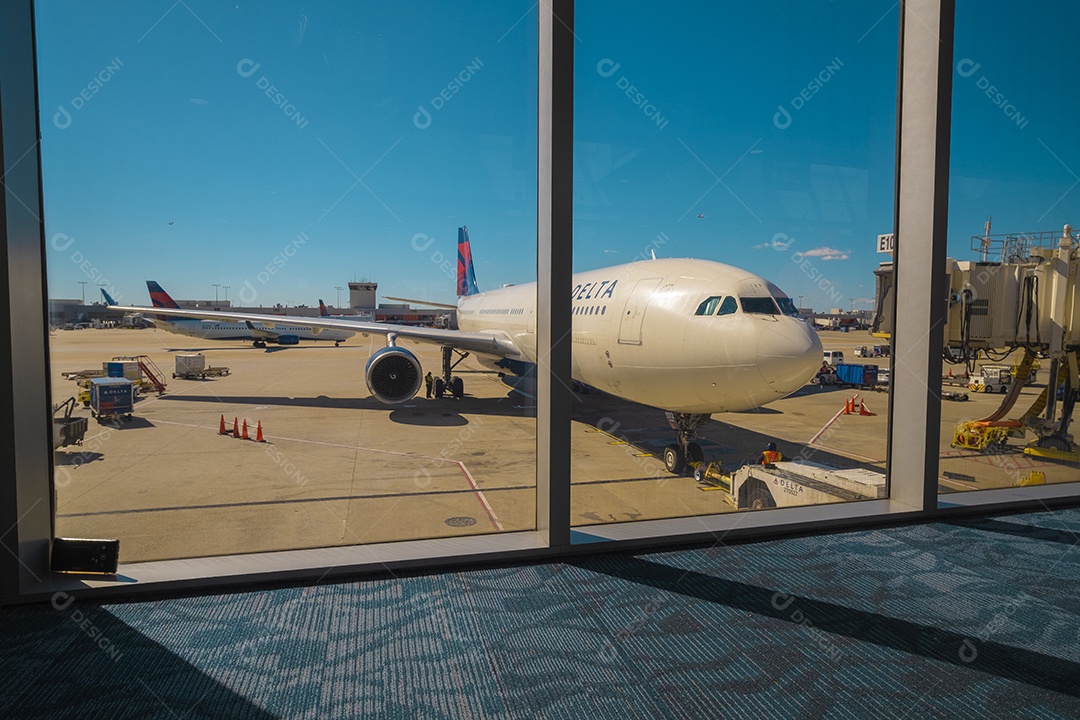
[572,1,898,527]
[39,2,538,561]
[939,1,1080,495]
[695,296,723,316]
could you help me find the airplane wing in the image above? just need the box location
[382,296,459,310]
[108,304,523,358]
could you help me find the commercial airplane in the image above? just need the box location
[111,227,822,473]
[318,300,375,322]
[108,282,354,348]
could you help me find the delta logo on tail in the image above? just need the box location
[146,280,183,321]
[147,281,182,309]
[457,226,480,297]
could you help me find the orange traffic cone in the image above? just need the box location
[232,417,240,438]
[219,414,227,435]
[859,399,876,416]
[241,419,249,440]
[255,421,265,443]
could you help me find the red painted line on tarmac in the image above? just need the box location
[808,400,851,445]
[458,461,503,531]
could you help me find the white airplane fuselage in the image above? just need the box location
[457,257,822,414]
[149,318,353,344]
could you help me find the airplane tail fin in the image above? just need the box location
[146,281,182,309]
[319,299,330,317]
[100,288,118,306]
[457,226,480,297]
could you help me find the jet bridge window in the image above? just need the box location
[739,297,780,315]
[694,296,724,316]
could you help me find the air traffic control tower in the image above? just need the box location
[348,282,377,311]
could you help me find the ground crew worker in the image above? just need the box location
[759,442,783,465]
[424,371,434,398]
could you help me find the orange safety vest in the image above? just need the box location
[760,450,782,464]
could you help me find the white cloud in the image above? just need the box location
[754,239,791,250]
[799,246,850,261]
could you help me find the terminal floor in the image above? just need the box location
[4,507,1080,718]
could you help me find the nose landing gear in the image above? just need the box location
[663,411,710,474]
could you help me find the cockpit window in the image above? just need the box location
[694,296,723,316]
[774,296,801,317]
[739,297,779,315]
[717,296,738,316]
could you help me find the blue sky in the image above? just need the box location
[35,1,1080,311]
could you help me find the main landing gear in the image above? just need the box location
[662,411,711,474]
[436,346,469,400]
[252,340,266,349]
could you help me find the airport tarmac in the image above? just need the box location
[48,327,1076,562]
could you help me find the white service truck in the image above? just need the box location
[696,460,887,509]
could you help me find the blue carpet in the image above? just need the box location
[3,508,1080,718]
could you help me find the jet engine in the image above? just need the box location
[276,335,300,345]
[365,346,423,404]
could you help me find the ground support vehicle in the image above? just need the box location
[694,460,886,509]
[835,363,879,389]
[52,397,87,449]
[969,365,1017,394]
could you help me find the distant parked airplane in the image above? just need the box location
[106,283,353,348]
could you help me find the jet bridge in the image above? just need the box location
[872,224,1080,458]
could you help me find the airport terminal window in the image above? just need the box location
[37,2,539,562]
[6,0,1015,596]
[937,1,1080,497]
[570,1,898,530]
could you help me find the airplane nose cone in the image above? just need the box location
[757,319,823,394]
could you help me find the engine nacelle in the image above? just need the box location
[276,335,300,345]
[365,346,422,404]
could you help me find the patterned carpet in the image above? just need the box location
[3,508,1080,719]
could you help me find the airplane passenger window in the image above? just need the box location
[739,297,780,315]
[695,296,723,316]
[716,297,738,316]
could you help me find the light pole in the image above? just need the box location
[223,286,231,303]
[78,281,87,304]
[213,284,220,303]
[335,286,343,310]
[798,295,804,310]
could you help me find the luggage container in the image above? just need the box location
[173,353,206,379]
[89,377,134,423]
[103,360,142,382]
